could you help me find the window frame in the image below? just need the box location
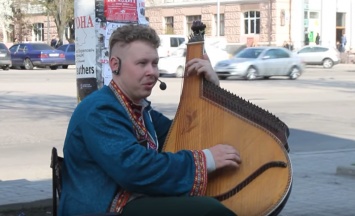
[244,11,260,34]
[165,16,174,34]
[214,14,225,36]
[33,23,44,42]
[186,15,202,36]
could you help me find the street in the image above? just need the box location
[0,65,355,215]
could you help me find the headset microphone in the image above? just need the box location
[157,79,167,90]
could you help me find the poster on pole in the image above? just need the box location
[104,0,138,22]
[75,0,148,101]
[74,0,97,102]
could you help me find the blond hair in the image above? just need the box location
[109,24,160,57]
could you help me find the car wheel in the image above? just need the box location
[246,66,258,80]
[2,65,9,70]
[218,76,227,80]
[24,58,34,70]
[175,66,184,78]
[263,76,270,79]
[323,58,334,69]
[50,66,58,70]
[289,66,301,80]
[62,65,68,69]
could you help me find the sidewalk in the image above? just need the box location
[0,149,354,215]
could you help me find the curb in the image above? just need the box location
[0,198,52,212]
[336,165,355,177]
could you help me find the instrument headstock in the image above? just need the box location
[188,20,206,43]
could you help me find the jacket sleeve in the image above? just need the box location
[81,102,207,197]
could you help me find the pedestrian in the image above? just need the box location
[315,33,320,45]
[50,37,57,48]
[59,24,241,216]
[340,31,347,53]
[304,33,310,46]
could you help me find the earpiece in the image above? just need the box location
[113,57,121,75]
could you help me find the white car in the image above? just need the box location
[158,46,186,77]
[158,35,186,58]
[296,45,340,69]
[158,40,229,77]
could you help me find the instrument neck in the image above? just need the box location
[182,41,205,98]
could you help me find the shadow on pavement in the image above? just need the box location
[0,94,77,120]
[288,128,355,153]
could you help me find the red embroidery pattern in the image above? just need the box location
[110,80,157,150]
[108,80,158,213]
[189,150,208,196]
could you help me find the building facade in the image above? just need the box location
[146,0,292,47]
[0,3,58,45]
[146,0,355,51]
[300,0,355,51]
[1,0,354,52]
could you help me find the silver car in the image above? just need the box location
[296,45,340,69]
[214,47,304,80]
[0,43,11,70]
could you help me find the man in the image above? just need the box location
[340,31,347,53]
[50,37,57,48]
[315,33,320,45]
[59,24,241,216]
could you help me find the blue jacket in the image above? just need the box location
[59,86,202,215]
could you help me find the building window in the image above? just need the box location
[186,15,201,36]
[7,24,15,42]
[214,14,225,36]
[336,12,345,27]
[310,12,319,19]
[244,11,260,34]
[165,16,174,34]
[33,23,44,41]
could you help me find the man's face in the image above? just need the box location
[111,40,159,103]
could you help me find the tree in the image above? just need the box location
[30,0,74,43]
[11,0,33,42]
[0,0,14,42]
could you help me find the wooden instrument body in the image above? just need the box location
[163,42,293,216]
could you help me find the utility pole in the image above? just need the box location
[47,11,50,44]
[217,0,220,38]
[268,0,272,46]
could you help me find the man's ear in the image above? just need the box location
[109,56,121,75]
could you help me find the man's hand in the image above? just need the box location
[208,144,242,170]
[185,54,220,86]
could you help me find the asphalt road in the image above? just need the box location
[0,65,354,181]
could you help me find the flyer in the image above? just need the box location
[104,0,138,22]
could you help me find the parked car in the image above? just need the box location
[214,47,304,80]
[158,34,186,58]
[159,45,186,77]
[0,43,11,70]
[295,45,340,69]
[56,43,75,69]
[159,40,229,77]
[9,43,65,70]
